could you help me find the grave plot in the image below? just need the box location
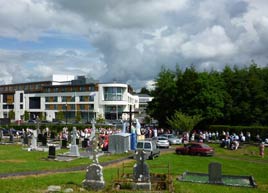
[178,162,257,188]
[113,150,174,192]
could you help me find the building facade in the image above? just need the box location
[0,75,139,123]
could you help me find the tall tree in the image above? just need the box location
[147,67,177,127]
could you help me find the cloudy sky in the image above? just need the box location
[0,0,268,90]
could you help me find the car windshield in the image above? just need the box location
[144,142,151,149]
[200,144,210,148]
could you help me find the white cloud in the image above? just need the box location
[181,25,237,59]
[0,0,268,89]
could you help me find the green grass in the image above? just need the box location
[0,143,268,193]
[0,144,131,174]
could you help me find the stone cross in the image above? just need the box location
[133,150,150,182]
[90,119,96,139]
[91,119,98,163]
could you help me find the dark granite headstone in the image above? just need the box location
[48,146,56,159]
[208,162,223,184]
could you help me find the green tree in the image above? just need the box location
[56,111,64,121]
[8,110,15,120]
[24,110,29,121]
[147,67,177,127]
[96,114,105,124]
[75,111,82,123]
[167,111,202,132]
[139,87,151,95]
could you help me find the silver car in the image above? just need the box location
[160,134,182,145]
[155,136,170,148]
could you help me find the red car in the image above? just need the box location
[175,142,214,156]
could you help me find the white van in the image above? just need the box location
[136,140,160,160]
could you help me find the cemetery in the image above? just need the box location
[0,120,268,193]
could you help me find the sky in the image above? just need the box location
[0,0,268,91]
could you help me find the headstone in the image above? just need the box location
[30,130,38,149]
[82,163,105,190]
[82,119,105,190]
[132,150,151,190]
[69,127,80,157]
[133,150,150,182]
[208,162,223,184]
[9,129,14,143]
[48,146,56,159]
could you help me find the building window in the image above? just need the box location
[45,97,50,102]
[20,93,23,102]
[104,87,123,101]
[104,105,123,119]
[80,104,85,110]
[62,96,67,102]
[53,96,57,102]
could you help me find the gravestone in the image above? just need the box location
[69,127,80,157]
[82,119,105,190]
[9,129,14,143]
[30,130,38,150]
[132,150,151,190]
[208,162,223,184]
[48,146,56,159]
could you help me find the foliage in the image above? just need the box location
[139,87,151,95]
[8,110,15,120]
[56,111,64,121]
[148,63,268,128]
[23,110,29,121]
[75,111,82,122]
[147,67,178,127]
[96,114,105,124]
[167,111,202,132]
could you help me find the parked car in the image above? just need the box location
[175,142,214,156]
[160,134,182,145]
[136,140,160,160]
[154,136,170,148]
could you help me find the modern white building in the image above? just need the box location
[0,75,139,124]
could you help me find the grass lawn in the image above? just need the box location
[0,143,268,193]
